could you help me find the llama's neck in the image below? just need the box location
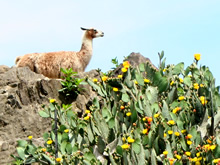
[78,36,93,69]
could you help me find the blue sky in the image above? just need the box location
[1,1,220,85]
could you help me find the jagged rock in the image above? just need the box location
[0,52,154,164]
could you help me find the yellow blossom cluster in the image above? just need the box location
[200,96,208,105]
[101,76,108,82]
[121,143,130,149]
[193,83,200,90]
[178,96,185,101]
[167,120,175,125]
[172,107,181,114]
[113,87,119,92]
[121,61,130,72]
[84,110,91,120]
[194,54,201,61]
[127,137,135,143]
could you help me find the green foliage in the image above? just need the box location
[12,52,220,164]
[59,68,86,96]
[111,57,119,69]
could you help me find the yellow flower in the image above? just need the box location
[163,150,168,155]
[154,113,160,118]
[179,78,183,83]
[195,161,201,165]
[147,117,153,123]
[142,117,146,121]
[163,68,167,72]
[122,137,126,142]
[191,157,198,162]
[47,140,53,145]
[204,144,210,151]
[169,158,175,165]
[121,144,130,149]
[56,158,62,162]
[126,112,132,116]
[127,137,135,143]
[164,133,167,137]
[172,107,181,114]
[187,134,193,139]
[167,120,175,125]
[121,67,128,73]
[187,140,193,145]
[142,129,148,134]
[185,151,191,156]
[123,61,130,69]
[84,116,90,120]
[200,84,204,87]
[168,130,173,135]
[134,80,138,85]
[181,129,187,134]
[175,154,181,160]
[207,139,212,144]
[85,110,90,114]
[210,145,216,150]
[50,99,56,103]
[28,136,33,140]
[144,79,150,83]
[170,81,174,86]
[101,76,108,82]
[194,54,201,61]
[193,83,199,90]
[200,96,208,105]
[64,129,69,133]
[113,87,119,92]
[41,148,46,152]
[213,158,220,164]
[175,132,180,136]
[93,78,98,82]
[118,74,123,78]
[178,96,185,101]
[196,152,201,157]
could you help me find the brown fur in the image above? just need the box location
[15,28,104,78]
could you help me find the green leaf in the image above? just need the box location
[84,152,96,161]
[38,110,50,118]
[153,72,168,93]
[122,93,130,102]
[151,148,157,165]
[61,141,67,154]
[183,76,192,87]
[173,62,184,75]
[139,63,145,72]
[108,117,115,129]
[132,141,141,154]
[116,145,123,156]
[97,136,106,154]
[102,107,111,121]
[17,140,28,148]
[135,72,145,86]
[66,143,72,154]
[161,100,171,120]
[17,147,25,160]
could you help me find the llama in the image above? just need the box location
[15,27,104,78]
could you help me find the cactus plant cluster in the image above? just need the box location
[12,52,220,165]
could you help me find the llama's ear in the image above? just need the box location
[81,27,88,31]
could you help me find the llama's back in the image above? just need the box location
[17,51,83,78]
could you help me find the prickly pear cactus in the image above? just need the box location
[12,52,220,165]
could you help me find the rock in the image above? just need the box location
[1,142,9,151]
[0,65,10,74]
[113,52,158,75]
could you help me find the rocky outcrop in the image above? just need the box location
[0,53,153,164]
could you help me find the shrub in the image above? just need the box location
[12,52,220,165]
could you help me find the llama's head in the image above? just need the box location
[81,27,104,39]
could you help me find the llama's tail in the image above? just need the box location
[15,56,21,65]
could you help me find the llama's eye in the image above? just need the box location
[94,29,97,33]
